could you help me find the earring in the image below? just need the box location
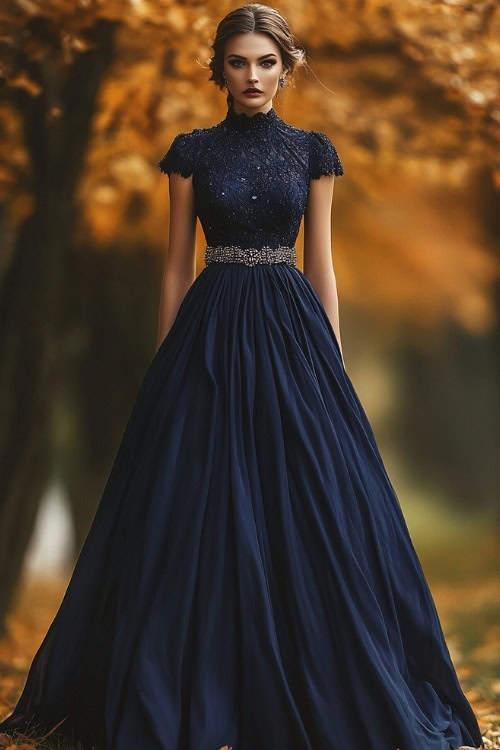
[279,77,286,88]
[222,72,228,88]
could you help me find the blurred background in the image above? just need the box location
[0,0,499,741]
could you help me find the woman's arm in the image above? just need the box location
[303,173,345,366]
[156,172,197,352]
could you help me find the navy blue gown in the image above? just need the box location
[0,104,484,750]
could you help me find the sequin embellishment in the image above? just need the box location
[157,103,343,253]
[205,245,297,267]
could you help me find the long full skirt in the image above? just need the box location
[0,262,484,750]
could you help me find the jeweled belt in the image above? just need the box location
[204,245,297,267]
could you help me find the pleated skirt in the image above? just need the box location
[0,262,484,750]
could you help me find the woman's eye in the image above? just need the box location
[228,60,276,68]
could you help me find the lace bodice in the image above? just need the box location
[158,104,343,250]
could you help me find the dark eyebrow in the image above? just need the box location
[226,53,278,60]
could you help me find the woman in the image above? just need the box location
[0,4,485,749]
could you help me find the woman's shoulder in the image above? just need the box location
[157,125,212,177]
[306,128,344,178]
[276,120,344,178]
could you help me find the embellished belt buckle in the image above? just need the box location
[246,248,260,267]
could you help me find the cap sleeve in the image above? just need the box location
[309,130,344,179]
[158,131,197,178]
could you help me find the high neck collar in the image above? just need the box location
[223,103,280,132]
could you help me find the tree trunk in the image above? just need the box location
[0,19,117,635]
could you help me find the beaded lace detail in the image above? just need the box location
[222,104,281,132]
[158,103,343,259]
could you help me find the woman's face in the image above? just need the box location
[223,32,284,114]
